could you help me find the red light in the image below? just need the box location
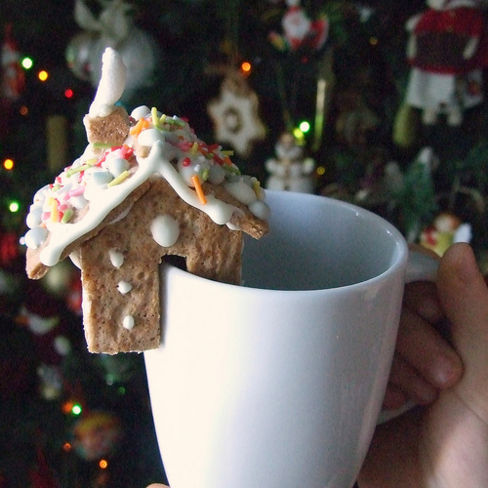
[64,88,74,99]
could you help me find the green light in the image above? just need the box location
[71,403,82,416]
[298,121,311,133]
[21,57,34,70]
[8,200,20,213]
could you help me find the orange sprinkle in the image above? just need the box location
[191,175,207,205]
[223,156,233,166]
[129,118,150,136]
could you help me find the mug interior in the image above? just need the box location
[241,191,406,291]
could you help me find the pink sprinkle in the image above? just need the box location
[69,187,84,197]
[58,204,68,212]
[42,212,50,220]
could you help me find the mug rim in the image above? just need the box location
[162,191,408,294]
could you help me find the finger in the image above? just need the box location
[396,306,463,388]
[383,382,408,410]
[437,243,488,415]
[403,280,444,324]
[388,354,438,405]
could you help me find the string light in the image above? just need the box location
[38,70,49,82]
[21,56,34,70]
[62,442,72,452]
[99,459,109,469]
[19,105,29,116]
[64,88,74,99]
[316,166,326,176]
[298,120,311,133]
[240,61,252,77]
[3,158,14,170]
[8,200,20,213]
[71,403,83,416]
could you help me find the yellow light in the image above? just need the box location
[241,61,252,73]
[369,36,378,46]
[316,166,326,176]
[292,128,304,140]
[99,459,109,469]
[38,70,49,82]
[3,158,14,170]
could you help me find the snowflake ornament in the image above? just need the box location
[208,74,266,158]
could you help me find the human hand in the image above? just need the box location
[359,243,488,487]
[383,247,463,410]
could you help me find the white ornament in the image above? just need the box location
[208,74,266,158]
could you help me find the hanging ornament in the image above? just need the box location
[29,447,60,488]
[265,131,315,192]
[269,0,329,52]
[404,0,488,126]
[66,0,156,96]
[1,24,25,102]
[73,411,123,461]
[208,71,266,158]
[420,212,472,256]
[0,231,19,267]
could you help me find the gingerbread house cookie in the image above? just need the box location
[23,48,269,353]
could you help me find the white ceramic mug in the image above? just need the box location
[144,190,438,488]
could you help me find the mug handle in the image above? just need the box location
[378,248,440,424]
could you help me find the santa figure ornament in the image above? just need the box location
[1,24,25,102]
[405,0,488,126]
[270,0,328,52]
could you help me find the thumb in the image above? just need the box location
[437,243,488,413]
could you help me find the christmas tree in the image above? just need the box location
[2,0,488,486]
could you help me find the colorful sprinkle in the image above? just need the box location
[191,175,207,205]
[107,170,130,187]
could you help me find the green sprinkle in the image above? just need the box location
[107,170,130,187]
[66,163,92,177]
[221,150,234,156]
[92,142,113,150]
[223,165,240,175]
[151,107,161,129]
[159,113,167,125]
[201,168,210,181]
[61,208,74,223]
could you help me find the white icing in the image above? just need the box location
[24,227,48,249]
[89,48,126,117]
[109,249,124,269]
[23,47,269,269]
[122,315,135,330]
[150,214,180,247]
[117,281,132,294]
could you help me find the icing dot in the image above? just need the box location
[150,214,180,247]
[122,315,135,330]
[24,227,48,249]
[224,180,258,205]
[249,200,270,221]
[117,281,132,295]
[109,249,124,268]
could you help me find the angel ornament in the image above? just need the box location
[265,132,315,193]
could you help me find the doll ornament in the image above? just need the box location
[265,132,315,193]
[405,0,488,126]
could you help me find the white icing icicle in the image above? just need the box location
[89,47,126,117]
